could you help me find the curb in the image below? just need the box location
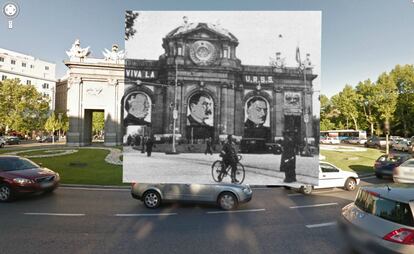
[357,173,375,178]
[60,184,130,189]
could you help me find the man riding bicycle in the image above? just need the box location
[220,134,239,183]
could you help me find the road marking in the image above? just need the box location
[290,202,338,209]
[207,208,266,214]
[60,187,129,192]
[287,193,303,197]
[306,222,337,228]
[24,213,85,216]
[115,213,177,217]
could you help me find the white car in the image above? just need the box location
[392,140,411,152]
[393,158,414,183]
[300,162,360,194]
[0,137,5,148]
[320,137,340,144]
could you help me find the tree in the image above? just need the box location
[125,11,139,40]
[331,85,361,130]
[44,112,60,142]
[390,64,414,137]
[92,111,104,137]
[375,72,398,154]
[355,79,379,136]
[0,79,49,134]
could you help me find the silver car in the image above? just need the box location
[340,184,414,254]
[394,159,414,183]
[131,183,253,210]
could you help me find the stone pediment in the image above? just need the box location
[165,22,238,43]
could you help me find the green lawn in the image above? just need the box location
[29,149,125,186]
[321,148,384,174]
[18,149,71,156]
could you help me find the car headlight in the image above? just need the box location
[242,185,252,194]
[13,178,33,185]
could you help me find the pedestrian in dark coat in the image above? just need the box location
[205,137,213,155]
[141,135,146,153]
[280,131,297,183]
[146,136,154,157]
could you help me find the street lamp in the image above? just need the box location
[299,53,312,157]
[171,61,178,153]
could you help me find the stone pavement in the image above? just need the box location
[123,147,319,187]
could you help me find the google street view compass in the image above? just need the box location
[2,2,19,29]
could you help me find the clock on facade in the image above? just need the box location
[189,40,217,66]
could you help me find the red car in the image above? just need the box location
[0,156,60,201]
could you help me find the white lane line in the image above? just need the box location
[207,208,266,214]
[306,222,337,228]
[24,213,85,216]
[290,202,338,209]
[287,193,303,197]
[115,213,177,217]
[60,187,129,192]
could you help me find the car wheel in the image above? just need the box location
[345,178,357,191]
[300,185,313,195]
[0,143,3,148]
[218,192,238,210]
[143,190,161,209]
[375,173,383,179]
[0,184,13,202]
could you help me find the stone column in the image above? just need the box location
[274,87,284,138]
[234,84,244,136]
[66,76,82,146]
[226,82,235,135]
[104,78,118,146]
[220,83,228,135]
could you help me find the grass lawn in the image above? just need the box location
[18,149,72,156]
[321,148,384,174]
[29,149,125,186]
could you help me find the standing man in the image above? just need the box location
[280,130,297,183]
[220,135,239,183]
[205,137,213,155]
[146,136,154,157]
[141,135,146,153]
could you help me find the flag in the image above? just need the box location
[295,46,301,65]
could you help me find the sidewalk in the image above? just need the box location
[123,147,319,187]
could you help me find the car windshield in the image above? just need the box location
[401,160,414,168]
[0,157,39,171]
[355,189,414,226]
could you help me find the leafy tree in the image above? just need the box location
[355,79,379,136]
[390,64,414,137]
[0,79,49,134]
[331,85,361,130]
[44,112,60,139]
[125,11,139,40]
[92,111,104,136]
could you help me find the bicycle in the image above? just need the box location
[211,155,245,184]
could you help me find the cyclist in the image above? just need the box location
[220,134,239,183]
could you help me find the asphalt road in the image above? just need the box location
[0,176,391,254]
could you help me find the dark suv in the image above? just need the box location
[374,154,411,178]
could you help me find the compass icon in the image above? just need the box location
[2,2,19,29]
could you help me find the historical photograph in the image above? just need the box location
[123,11,321,186]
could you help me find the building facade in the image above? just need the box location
[0,48,56,110]
[63,22,317,148]
[124,22,317,149]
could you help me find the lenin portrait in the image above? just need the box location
[123,92,151,127]
[187,92,214,139]
[244,96,271,140]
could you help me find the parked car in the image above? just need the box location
[299,162,359,194]
[347,137,367,145]
[340,184,414,254]
[320,137,340,145]
[4,136,20,145]
[0,137,5,148]
[38,135,59,143]
[393,158,414,183]
[374,153,412,179]
[0,155,60,202]
[131,183,253,210]
[392,140,411,152]
[365,136,387,148]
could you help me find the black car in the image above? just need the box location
[4,136,20,145]
[374,153,411,178]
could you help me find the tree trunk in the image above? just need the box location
[352,116,358,130]
[370,122,374,137]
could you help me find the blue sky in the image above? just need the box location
[1,0,413,97]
